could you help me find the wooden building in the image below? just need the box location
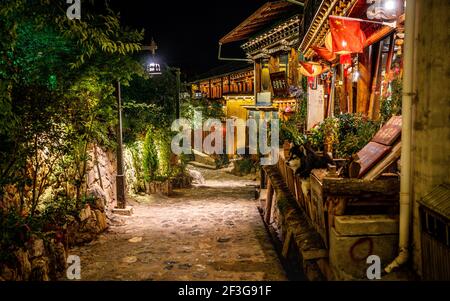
[191,64,254,101]
[219,1,304,122]
[298,0,405,122]
[190,63,255,121]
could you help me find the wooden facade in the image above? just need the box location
[192,68,254,100]
[299,0,405,120]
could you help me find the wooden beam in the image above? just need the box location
[322,177,400,197]
[265,180,274,223]
[368,40,383,119]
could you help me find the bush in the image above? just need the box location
[309,114,379,158]
[142,127,176,182]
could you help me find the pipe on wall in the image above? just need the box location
[384,0,417,274]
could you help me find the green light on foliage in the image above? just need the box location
[48,74,57,90]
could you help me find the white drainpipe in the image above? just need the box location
[384,0,417,274]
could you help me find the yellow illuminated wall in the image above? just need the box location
[225,97,255,120]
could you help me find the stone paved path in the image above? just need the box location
[67,165,287,281]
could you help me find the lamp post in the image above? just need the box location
[115,80,126,210]
[144,39,181,119]
[112,79,133,215]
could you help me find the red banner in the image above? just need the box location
[329,16,366,54]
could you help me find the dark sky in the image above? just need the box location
[108,0,268,79]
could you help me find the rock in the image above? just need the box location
[52,242,67,272]
[178,263,192,270]
[75,232,95,245]
[87,185,107,211]
[192,272,209,279]
[128,237,143,243]
[94,210,108,233]
[225,220,235,226]
[217,237,231,243]
[0,266,16,281]
[188,169,205,184]
[164,261,178,265]
[30,258,50,281]
[66,215,76,223]
[80,216,98,233]
[29,238,45,258]
[79,205,92,222]
[122,256,138,264]
[14,249,31,280]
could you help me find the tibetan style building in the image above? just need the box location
[298,0,405,122]
[219,1,303,122]
[190,62,255,121]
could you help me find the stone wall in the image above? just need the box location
[412,0,450,276]
[86,145,118,210]
[0,192,108,281]
[0,145,113,281]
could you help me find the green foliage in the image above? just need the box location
[124,141,146,193]
[281,84,308,146]
[309,114,380,158]
[122,70,178,143]
[0,209,34,261]
[41,196,79,228]
[0,0,144,216]
[181,97,225,123]
[280,111,308,146]
[235,158,255,175]
[142,127,159,182]
[142,127,176,182]
[380,78,403,124]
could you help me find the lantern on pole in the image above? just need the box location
[146,38,162,76]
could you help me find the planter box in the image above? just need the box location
[144,180,172,196]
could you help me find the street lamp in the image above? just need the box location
[115,80,127,211]
[143,39,181,119]
[114,40,158,214]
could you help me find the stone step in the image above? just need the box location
[192,149,216,168]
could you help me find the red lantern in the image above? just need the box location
[340,54,352,65]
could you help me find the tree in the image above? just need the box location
[0,0,145,213]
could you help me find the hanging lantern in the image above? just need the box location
[340,54,352,65]
[299,61,328,77]
[146,61,162,75]
[325,32,333,53]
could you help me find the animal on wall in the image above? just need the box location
[286,142,333,178]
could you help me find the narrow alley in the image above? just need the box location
[67,166,286,281]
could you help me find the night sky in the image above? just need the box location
[108,0,268,79]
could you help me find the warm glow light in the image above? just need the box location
[342,40,347,48]
[352,70,360,82]
[147,62,161,75]
[384,0,396,10]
